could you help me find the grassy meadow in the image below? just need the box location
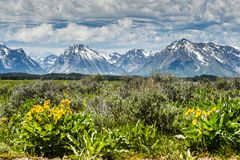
[0,75,239,159]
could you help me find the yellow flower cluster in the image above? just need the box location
[192,119,197,125]
[185,108,194,116]
[26,99,72,123]
[185,107,218,125]
[26,104,44,121]
[43,100,50,109]
[49,107,67,122]
[195,108,202,118]
[60,99,71,107]
[31,104,44,113]
[0,117,7,125]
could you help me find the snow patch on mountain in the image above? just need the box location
[106,52,122,64]
[115,49,148,73]
[233,53,240,58]
[65,44,104,61]
[34,55,58,73]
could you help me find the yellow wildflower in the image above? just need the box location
[0,117,7,122]
[63,91,68,97]
[43,100,50,109]
[60,99,71,107]
[211,107,217,113]
[26,115,33,121]
[28,115,33,121]
[206,110,211,116]
[202,110,208,116]
[35,115,42,122]
[49,107,66,122]
[26,111,33,121]
[192,119,198,125]
[195,108,202,118]
[25,99,72,124]
[0,117,7,125]
[31,105,44,113]
[185,108,194,116]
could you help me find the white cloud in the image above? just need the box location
[1,0,240,56]
[5,18,158,45]
[1,0,240,25]
[9,24,53,42]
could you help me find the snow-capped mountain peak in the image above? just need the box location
[69,44,86,50]
[0,42,8,48]
[169,38,192,48]
[1,40,239,77]
[166,39,208,65]
[50,44,124,74]
[0,43,10,56]
[64,44,104,61]
[17,48,24,53]
[126,49,145,57]
[0,44,44,74]
[178,38,191,43]
[136,38,240,77]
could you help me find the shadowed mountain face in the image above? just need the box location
[135,39,240,77]
[0,43,44,74]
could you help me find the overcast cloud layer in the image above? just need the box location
[0,0,240,56]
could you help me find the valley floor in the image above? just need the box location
[0,75,239,159]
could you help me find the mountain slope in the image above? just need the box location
[0,43,44,74]
[34,55,58,73]
[107,52,122,64]
[135,39,240,77]
[50,44,124,75]
[115,49,148,73]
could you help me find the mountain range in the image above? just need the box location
[135,38,240,77]
[0,43,43,74]
[1,39,240,77]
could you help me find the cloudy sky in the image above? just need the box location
[0,0,240,56]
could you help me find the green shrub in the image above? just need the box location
[67,120,161,159]
[0,77,240,158]
[182,99,240,153]
[0,142,10,154]
[115,121,160,155]
[0,118,9,143]
[19,99,77,157]
[128,91,182,132]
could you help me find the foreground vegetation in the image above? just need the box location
[0,75,239,159]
